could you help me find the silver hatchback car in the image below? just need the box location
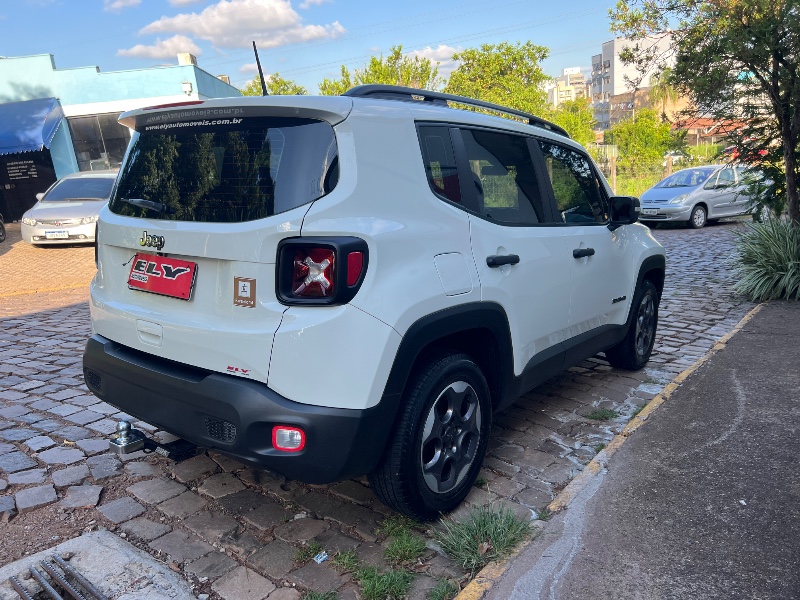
[639,165,761,228]
[21,171,117,245]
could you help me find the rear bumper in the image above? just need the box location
[83,335,396,483]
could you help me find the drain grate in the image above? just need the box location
[8,554,109,600]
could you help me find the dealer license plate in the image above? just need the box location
[45,230,69,239]
[642,209,658,215]
[127,253,197,301]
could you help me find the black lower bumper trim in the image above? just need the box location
[82,335,395,483]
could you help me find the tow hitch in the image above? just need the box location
[109,421,197,462]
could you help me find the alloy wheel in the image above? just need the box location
[635,293,656,359]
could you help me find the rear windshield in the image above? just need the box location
[44,178,115,201]
[109,117,338,223]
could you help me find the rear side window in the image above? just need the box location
[540,142,609,224]
[110,117,338,223]
[418,126,461,203]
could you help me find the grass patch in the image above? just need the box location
[384,530,427,565]
[354,567,413,600]
[474,476,488,488]
[631,404,646,417]
[436,505,532,573]
[303,593,338,600]
[331,550,360,573]
[429,578,460,600]
[585,409,619,421]
[378,515,419,537]
[295,541,324,564]
[537,507,552,521]
[594,443,606,454]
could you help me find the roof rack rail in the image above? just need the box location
[342,84,570,138]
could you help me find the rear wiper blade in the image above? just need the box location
[120,198,176,213]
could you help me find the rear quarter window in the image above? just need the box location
[110,117,338,223]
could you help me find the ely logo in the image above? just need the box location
[131,259,190,280]
[139,231,165,250]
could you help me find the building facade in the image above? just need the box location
[545,67,589,108]
[0,53,240,220]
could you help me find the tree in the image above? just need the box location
[610,0,800,224]
[551,98,596,147]
[240,73,307,96]
[444,42,551,117]
[648,66,679,122]
[318,46,442,96]
[606,108,672,171]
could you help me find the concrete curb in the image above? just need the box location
[454,302,764,600]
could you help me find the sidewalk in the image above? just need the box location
[485,301,800,600]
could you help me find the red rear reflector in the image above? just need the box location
[347,252,364,286]
[272,426,305,452]
[143,100,205,110]
[292,248,335,298]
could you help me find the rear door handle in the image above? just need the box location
[486,254,520,268]
[572,248,595,259]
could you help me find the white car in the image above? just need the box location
[20,171,117,245]
[82,87,665,519]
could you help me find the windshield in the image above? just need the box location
[109,116,338,223]
[43,178,115,201]
[655,168,716,188]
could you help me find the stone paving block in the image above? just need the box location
[60,484,103,508]
[170,454,218,483]
[67,395,101,407]
[218,491,279,518]
[149,530,214,563]
[0,428,40,442]
[0,480,7,492]
[98,496,146,523]
[184,511,240,542]
[274,517,328,544]
[313,529,361,553]
[13,380,46,391]
[51,425,92,441]
[89,401,118,414]
[0,442,15,455]
[0,390,29,402]
[38,446,85,465]
[198,472,246,499]
[426,552,466,579]
[221,530,262,558]
[76,438,110,455]
[15,484,57,512]
[8,469,47,485]
[355,542,390,571]
[157,491,207,519]
[0,405,30,419]
[266,589,301,600]
[297,492,380,542]
[246,540,297,579]
[408,575,438,600]
[209,451,246,473]
[212,566,275,600]
[0,451,38,473]
[47,404,83,417]
[87,418,119,435]
[0,495,17,520]
[0,420,13,430]
[128,477,186,504]
[33,419,64,433]
[121,517,172,541]
[46,389,84,401]
[185,552,239,578]
[52,464,91,488]
[289,561,348,593]
[241,500,292,531]
[124,461,162,478]
[65,409,103,425]
[87,453,122,481]
[24,435,56,452]
[153,431,180,444]
[330,480,377,506]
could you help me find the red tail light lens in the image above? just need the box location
[272,426,305,452]
[292,248,335,298]
[347,252,364,286]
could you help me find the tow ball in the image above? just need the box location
[109,420,197,461]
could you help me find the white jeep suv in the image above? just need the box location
[83,86,665,519]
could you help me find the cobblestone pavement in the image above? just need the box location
[0,221,755,599]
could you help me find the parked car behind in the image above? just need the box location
[20,171,117,245]
[639,164,763,228]
[0,212,5,243]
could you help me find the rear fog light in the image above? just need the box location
[272,426,305,452]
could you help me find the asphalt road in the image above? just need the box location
[487,301,800,600]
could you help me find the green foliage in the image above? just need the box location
[551,98,596,147]
[354,567,414,600]
[648,65,679,122]
[436,505,532,573]
[295,542,324,564]
[303,592,338,600]
[319,45,442,95]
[378,515,419,537]
[331,551,360,573]
[445,42,551,117]
[428,578,460,600]
[735,219,800,300]
[240,72,308,96]
[585,409,620,421]
[594,443,607,454]
[384,530,427,565]
[605,109,672,172]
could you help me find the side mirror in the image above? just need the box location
[608,196,639,231]
[36,192,45,201]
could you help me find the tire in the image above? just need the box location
[689,205,707,228]
[605,280,659,370]
[369,352,492,520]
[0,222,5,243]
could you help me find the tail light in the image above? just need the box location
[277,237,368,306]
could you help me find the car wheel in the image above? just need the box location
[689,205,707,228]
[0,222,5,243]
[369,352,492,520]
[605,280,659,370]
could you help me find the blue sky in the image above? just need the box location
[0,0,616,93]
